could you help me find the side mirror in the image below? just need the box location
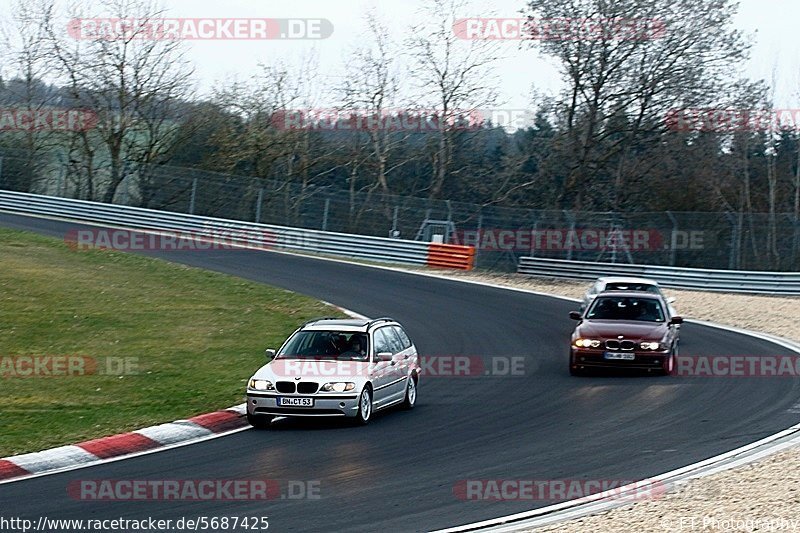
[666,297,676,304]
[569,311,583,321]
[265,348,276,360]
[376,352,393,362]
[670,316,683,325]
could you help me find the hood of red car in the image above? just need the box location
[575,320,667,340]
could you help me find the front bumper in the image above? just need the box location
[571,350,669,370]
[246,392,360,418]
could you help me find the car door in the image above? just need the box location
[385,326,413,399]
[370,327,398,408]
[391,326,417,376]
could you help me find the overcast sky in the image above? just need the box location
[4,0,799,109]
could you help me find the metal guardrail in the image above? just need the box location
[518,257,800,295]
[0,191,474,270]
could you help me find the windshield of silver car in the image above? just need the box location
[277,331,370,361]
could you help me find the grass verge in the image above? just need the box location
[0,226,341,456]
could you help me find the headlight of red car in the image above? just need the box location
[574,338,602,348]
[639,342,662,350]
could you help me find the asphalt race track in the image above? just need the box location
[2,212,800,532]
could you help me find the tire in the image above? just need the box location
[659,346,677,376]
[247,413,273,429]
[401,375,417,410]
[569,364,586,376]
[355,386,373,425]
[569,351,585,376]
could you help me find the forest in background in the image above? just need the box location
[1,0,799,270]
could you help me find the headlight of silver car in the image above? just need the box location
[320,382,355,392]
[248,379,275,391]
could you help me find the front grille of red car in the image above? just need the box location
[604,340,636,351]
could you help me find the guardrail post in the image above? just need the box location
[322,198,330,231]
[445,200,453,242]
[792,215,800,271]
[56,166,65,197]
[666,211,678,266]
[188,177,198,215]
[119,176,129,205]
[255,188,264,223]
[474,209,483,268]
[564,210,575,261]
[724,211,741,270]
[391,205,399,237]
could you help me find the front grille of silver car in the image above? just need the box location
[297,382,318,394]
[276,381,296,393]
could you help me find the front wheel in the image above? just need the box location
[355,387,373,425]
[401,375,417,410]
[247,413,273,429]
[659,345,677,376]
[569,351,586,376]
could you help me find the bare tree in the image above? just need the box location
[525,0,751,210]
[0,0,61,192]
[45,0,194,203]
[212,54,339,222]
[340,11,405,196]
[337,11,426,230]
[407,0,502,200]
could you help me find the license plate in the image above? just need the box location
[604,352,635,361]
[277,397,314,407]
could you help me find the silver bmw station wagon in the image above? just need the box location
[246,317,419,427]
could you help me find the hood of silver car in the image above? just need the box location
[254,358,372,383]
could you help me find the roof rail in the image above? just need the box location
[365,317,395,328]
[300,316,345,327]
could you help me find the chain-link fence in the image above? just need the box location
[1,152,798,272]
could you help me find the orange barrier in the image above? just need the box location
[427,243,476,271]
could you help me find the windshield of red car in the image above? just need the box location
[587,296,665,322]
